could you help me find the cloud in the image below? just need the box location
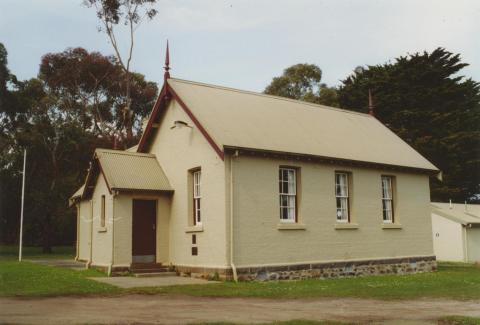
[0,0,479,91]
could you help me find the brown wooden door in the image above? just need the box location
[132,200,156,262]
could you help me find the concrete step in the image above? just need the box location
[130,263,171,274]
[134,271,177,278]
[131,268,171,273]
[131,263,164,269]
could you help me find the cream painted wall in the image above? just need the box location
[431,213,465,262]
[148,99,228,268]
[77,200,92,261]
[228,154,434,267]
[113,194,171,266]
[113,194,132,266]
[90,175,113,266]
[467,228,480,262]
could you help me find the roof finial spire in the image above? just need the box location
[164,40,170,82]
[368,89,374,116]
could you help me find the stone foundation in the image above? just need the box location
[176,256,436,281]
[236,256,437,281]
[175,265,232,281]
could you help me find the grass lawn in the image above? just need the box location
[134,262,480,300]
[0,245,120,296]
[191,318,480,325]
[1,246,479,300]
[439,316,480,325]
[191,321,354,325]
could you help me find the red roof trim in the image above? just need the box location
[81,154,112,199]
[137,84,168,152]
[166,83,224,160]
[137,80,224,160]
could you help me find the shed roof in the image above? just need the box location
[431,202,480,226]
[166,78,438,172]
[76,149,173,201]
[94,149,172,193]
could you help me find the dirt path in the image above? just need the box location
[1,295,479,324]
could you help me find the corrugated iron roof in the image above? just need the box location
[431,202,480,225]
[167,78,439,172]
[96,149,173,192]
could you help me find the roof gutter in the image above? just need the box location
[224,146,440,177]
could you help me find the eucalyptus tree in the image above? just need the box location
[0,44,157,251]
[84,0,158,141]
[264,63,339,107]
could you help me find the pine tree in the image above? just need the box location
[338,48,480,202]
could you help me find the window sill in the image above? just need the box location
[185,225,204,233]
[382,223,402,229]
[277,223,306,230]
[98,227,107,233]
[334,223,359,230]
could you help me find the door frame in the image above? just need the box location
[132,199,157,263]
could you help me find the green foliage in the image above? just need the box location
[264,63,340,107]
[338,48,480,202]
[317,84,340,107]
[191,321,354,325]
[0,246,479,301]
[0,43,11,112]
[39,47,158,138]
[191,318,480,325]
[265,64,322,101]
[440,316,480,325]
[84,0,158,26]
[0,245,75,259]
[0,45,158,249]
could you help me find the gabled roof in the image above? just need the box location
[431,202,480,226]
[139,78,439,173]
[126,144,138,152]
[80,149,172,200]
[69,184,85,206]
[70,184,85,199]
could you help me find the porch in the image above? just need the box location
[70,149,174,273]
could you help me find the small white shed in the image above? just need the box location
[431,202,480,263]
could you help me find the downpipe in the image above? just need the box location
[108,191,118,277]
[230,151,239,282]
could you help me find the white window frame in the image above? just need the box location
[335,172,350,223]
[279,167,297,223]
[381,176,394,223]
[193,170,201,225]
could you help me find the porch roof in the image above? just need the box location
[72,149,173,202]
[94,149,173,193]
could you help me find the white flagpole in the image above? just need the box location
[19,149,26,262]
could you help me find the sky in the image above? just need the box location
[1,0,479,92]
